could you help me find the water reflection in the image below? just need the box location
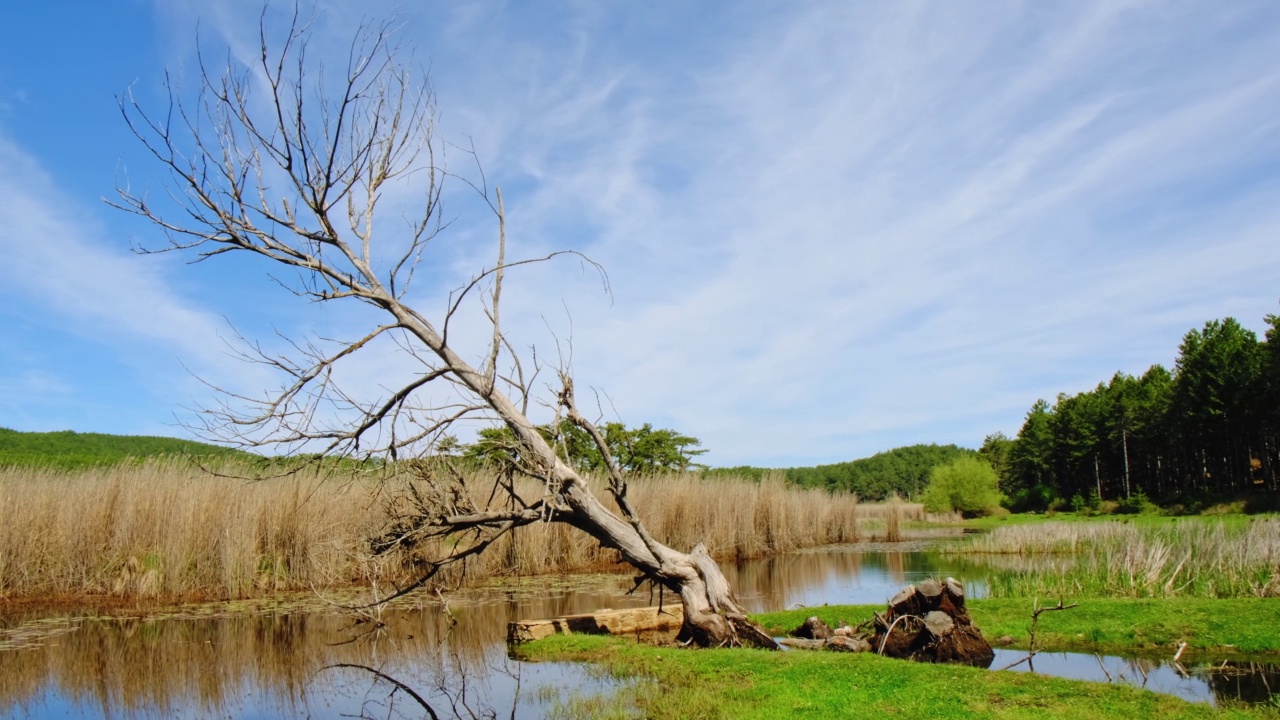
[0,606,626,719]
[1207,661,1280,705]
[724,540,993,612]
[0,578,655,720]
[1,541,1274,717]
[994,649,1280,708]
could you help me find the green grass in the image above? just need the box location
[518,633,1276,719]
[755,598,1280,656]
[0,427,253,469]
[519,598,1280,719]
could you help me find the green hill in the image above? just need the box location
[0,427,253,469]
[707,443,978,500]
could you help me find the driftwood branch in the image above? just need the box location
[995,598,1079,672]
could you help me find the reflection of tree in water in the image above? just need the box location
[1111,656,1280,706]
[0,588,630,718]
[325,601,631,720]
[10,547,1276,715]
[721,544,1007,611]
[723,551,866,610]
[323,651,527,720]
[325,664,449,720]
[1203,661,1279,705]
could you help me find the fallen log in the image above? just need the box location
[508,605,683,643]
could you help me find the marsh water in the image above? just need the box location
[1,537,1274,718]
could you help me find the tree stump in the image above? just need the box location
[870,577,994,667]
[793,616,834,640]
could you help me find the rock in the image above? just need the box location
[833,625,856,638]
[994,635,1015,646]
[794,616,834,640]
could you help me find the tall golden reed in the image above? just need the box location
[0,460,378,601]
[0,461,860,602]
[884,494,904,542]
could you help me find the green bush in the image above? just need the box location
[1069,489,1103,515]
[1005,484,1054,513]
[920,457,1004,518]
[1114,489,1158,515]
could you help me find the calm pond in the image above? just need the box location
[1,537,1274,718]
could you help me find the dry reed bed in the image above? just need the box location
[0,461,375,601]
[0,461,860,602]
[962,519,1280,599]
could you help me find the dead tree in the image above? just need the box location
[112,9,776,649]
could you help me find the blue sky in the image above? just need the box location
[2,1,1279,467]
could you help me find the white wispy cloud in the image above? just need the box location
[128,0,1280,465]
[0,130,266,431]
[468,1,1280,464]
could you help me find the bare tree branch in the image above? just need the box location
[113,10,777,649]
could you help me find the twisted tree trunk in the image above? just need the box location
[558,480,776,648]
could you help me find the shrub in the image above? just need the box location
[920,457,1003,518]
[1070,494,1090,514]
[1005,484,1054,513]
[1114,489,1158,515]
[1070,490,1103,515]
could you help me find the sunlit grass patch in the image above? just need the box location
[519,633,1274,719]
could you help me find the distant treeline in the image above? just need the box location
[706,444,976,500]
[3,425,969,502]
[989,308,1280,510]
[0,428,252,469]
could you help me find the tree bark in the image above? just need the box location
[556,479,777,648]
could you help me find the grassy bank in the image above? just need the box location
[755,598,1280,656]
[519,633,1275,719]
[522,597,1280,719]
[950,517,1280,599]
[0,460,865,605]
